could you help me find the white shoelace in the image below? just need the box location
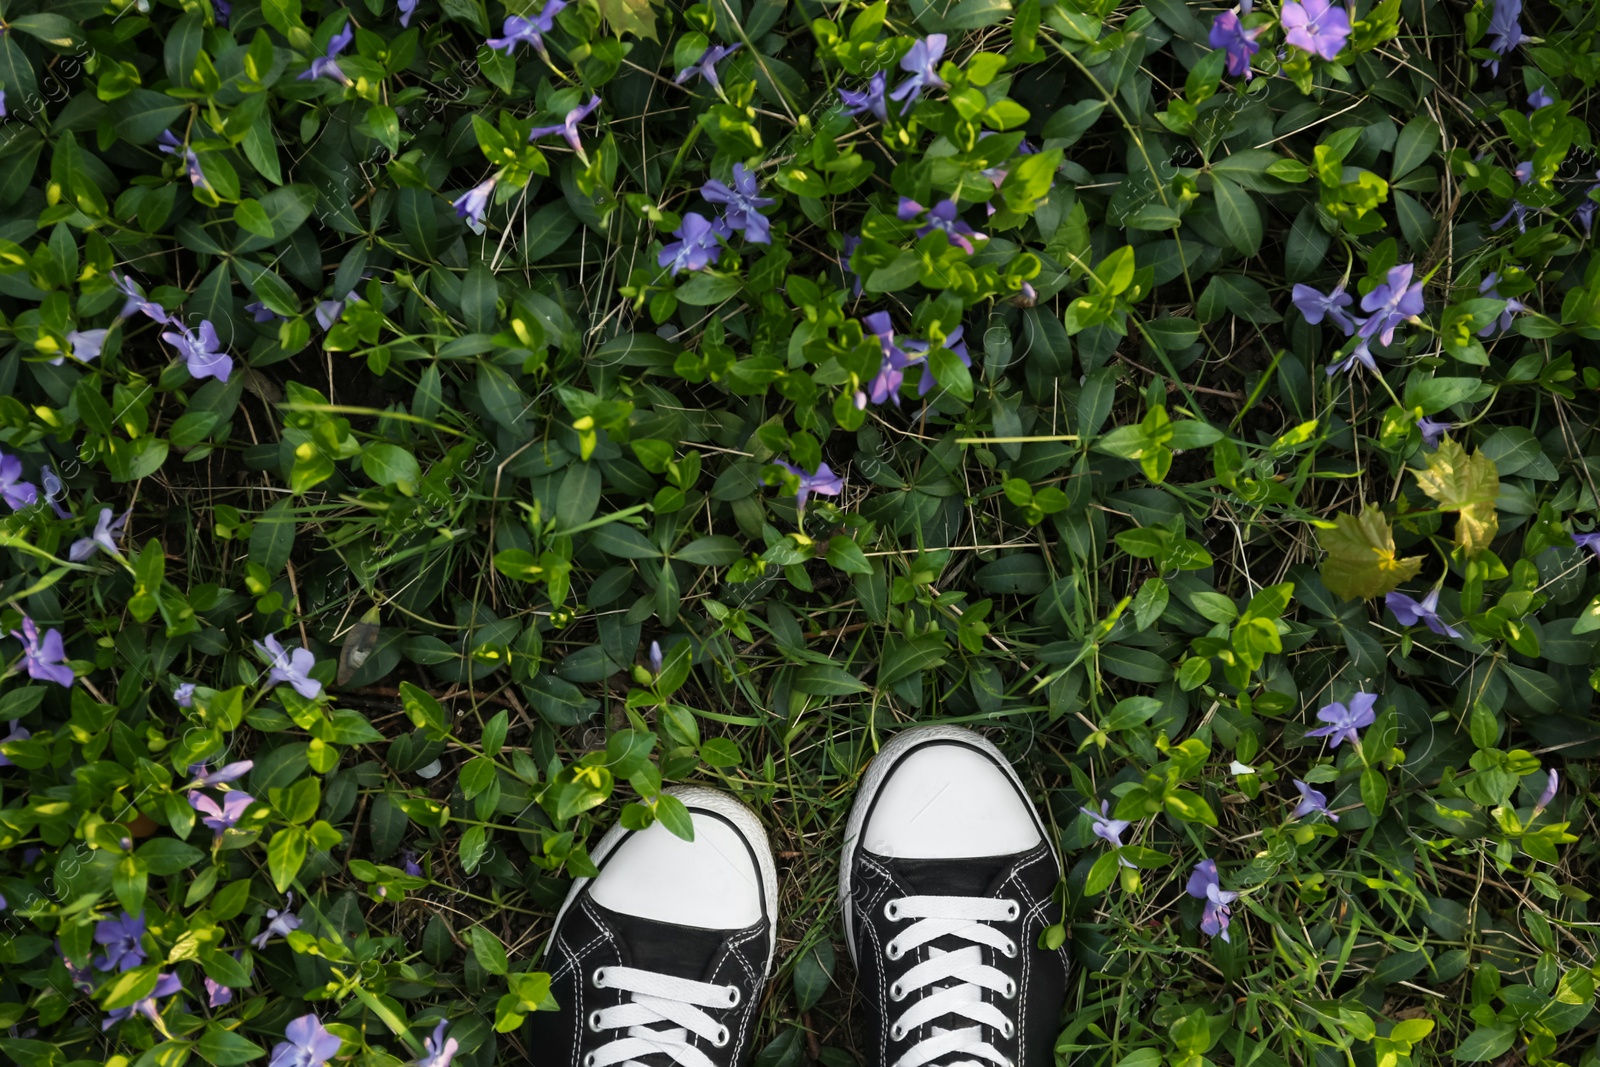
[882,895,1022,1067]
[585,965,741,1067]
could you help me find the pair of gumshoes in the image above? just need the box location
[527,725,1070,1067]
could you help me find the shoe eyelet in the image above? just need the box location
[886,943,904,961]
[1002,979,1016,999]
[1004,901,1020,921]
[891,1023,906,1041]
[588,1011,604,1032]
[584,1056,597,1067]
[884,900,901,921]
[724,985,742,1007]
[713,1025,731,1048]
[890,982,905,1001]
[591,968,607,989]
[1001,941,1017,959]
[1001,1020,1015,1039]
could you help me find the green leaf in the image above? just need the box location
[10,13,84,49]
[137,838,205,875]
[460,264,498,333]
[1452,1025,1516,1063]
[700,737,742,767]
[1210,174,1262,257]
[249,497,296,576]
[468,926,509,975]
[360,443,422,492]
[675,535,743,565]
[792,665,868,695]
[267,826,307,893]
[1392,115,1439,181]
[196,1025,267,1066]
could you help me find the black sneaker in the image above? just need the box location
[839,725,1070,1067]
[528,786,778,1067]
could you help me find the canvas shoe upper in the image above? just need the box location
[839,725,1070,1067]
[527,786,778,1067]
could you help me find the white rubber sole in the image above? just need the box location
[837,724,1058,965]
[541,785,781,977]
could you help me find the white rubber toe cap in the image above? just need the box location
[862,739,1043,859]
[588,805,768,929]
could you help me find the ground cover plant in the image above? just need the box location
[0,0,1598,1063]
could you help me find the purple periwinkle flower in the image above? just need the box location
[1185,859,1238,941]
[898,198,985,254]
[840,71,889,124]
[775,460,843,510]
[648,640,664,676]
[1209,10,1260,79]
[1291,283,1357,335]
[1386,587,1461,638]
[11,617,73,688]
[0,89,7,117]
[859,311,910,407]
[1482,0,1525,76]
[113,271,170,324]
[1476,271,1527,336]
[902,326,971,396]
[58,328,108,367]
[419,1020,459,1067]
[93,911,147,972]
[1291,780,1338,822]
[39,464,71,520]
[658,212,725,276]
[453,177,497,234]
[1492,164,1535,232]
[1280,0,1351,60]
[255,634,323,699]
[69,507,129,562]
[246,301,284,323]
[890,34,947,113]
[161,319,233,383]
[1417,416,1452,448]
[1326,338,1377,376]
[270,1013,342,1067]
[102,972,182,1031]
[1081,800,1134,867]
[214,0,231,26]
[675,42,740,94]
[841,234,864,297]
[173,683,196,708]
[157,130,207,188]
[398,0,417,27]
[701,164,776,245]
[1573,531,1600,558]
[206,975,234,1007]
[253,896,304,950]
[0,453,37,511]
[403,851,423,877]
[1357,263,1425,346]
[485,1,566,58]
[1305,692,1377,748]
[191,790,255,835]
[528,95,601,159]
[188,759,254,787]
[298,22,353,83]
[1528,86,1554,110]
[0,719,30,768]
[1532,768,1559,816]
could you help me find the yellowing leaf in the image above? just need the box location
[597,0,658,40]
[1410,437,1499,556]
[1317,505,1424,600]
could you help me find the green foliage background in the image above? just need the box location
[0,0,1599,1064]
